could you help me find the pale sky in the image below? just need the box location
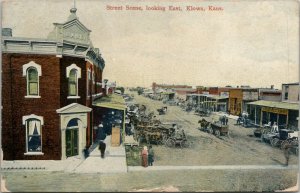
[2,0,299,89]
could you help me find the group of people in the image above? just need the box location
[141,145,155,167]
[219,115,228,125]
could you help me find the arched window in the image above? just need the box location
[22,114,44,155]
[66,63,81,99]
[69,69,78,96]
[27,67,39,96]
[23,61,41,98]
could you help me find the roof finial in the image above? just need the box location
[70,0,77,13]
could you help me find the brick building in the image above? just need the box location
[2,7,105,160]
[173,88,196,100]
[228,88,259,116]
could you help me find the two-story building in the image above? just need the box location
[2,7,105,160]
[228,88,259,116]
[247,83,299,129]
[282,83,299,103]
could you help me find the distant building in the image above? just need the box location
[200,94,228,112]
[152,82,192,94]
[228,88,259,116]
[282,83,299,103]
[258,87,282,102]
[173,88,197,100]
[195,86,210,94]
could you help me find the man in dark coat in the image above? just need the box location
[99,140,106,158]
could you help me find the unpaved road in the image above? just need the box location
[130,91,298,166]
[2,169,297,192]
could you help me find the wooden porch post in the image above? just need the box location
[260,109,263,126]
[286,111,289,128]
[123,109,125,145]
[255,105,257,125]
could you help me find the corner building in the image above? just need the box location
[2,7,105,160]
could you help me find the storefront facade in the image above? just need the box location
[247,100,299,129]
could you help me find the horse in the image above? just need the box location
[198,118,210,130]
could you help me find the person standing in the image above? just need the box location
[272,122,279,133]
[83,146,90,159]
[99,140,106,158]
[148,145,154,166]
[225,116,228,125]
[141,146,148,167]
[283,143,293,166]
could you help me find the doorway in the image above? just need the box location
[66,119,79,157]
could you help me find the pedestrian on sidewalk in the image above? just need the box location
[148,145,154,166]
[141,146,148,167]
[99,140,106,159]
[283,143,292,166]
[83,146,89,159]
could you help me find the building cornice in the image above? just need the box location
[2,37,105,70]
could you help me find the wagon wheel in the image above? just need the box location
[157,139,164,145]
[162,135,169,145]
[290,139,299,147]
[215,130,221,137]
[207,127,213,134]
[280,140,289,150]
[270,138,280,148]
[260,135,265,143]
[227,131,230,138]
[166,138,175,148]
[180,140,190,148]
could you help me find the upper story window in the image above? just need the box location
[22,114,44,155]
[87,69,91,97]
[23,61,42,98]
[69,69,77,96]
[284,86,289,100]
[66,64,81,99]
[27,68,38,95]
[92,71,95,84]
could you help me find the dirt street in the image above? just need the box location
[2,169,297,192]
[129,91,298,166]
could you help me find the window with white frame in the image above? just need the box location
[87,69,91,97]
[69,69,78,96]
[27,68,39,95]
[23,61,42,98]
[66,64,81,98]
[92,71,95,84]
[22,114,44,154]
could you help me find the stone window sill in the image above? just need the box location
[67,96,80,99]
[24,152,44,156]
[25,95,41,98]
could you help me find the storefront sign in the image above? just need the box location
[262,107,288,115]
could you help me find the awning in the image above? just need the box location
[93,94,126,111]
[207,95,228,100]
[161,92,175,95]
[247,100,299,111]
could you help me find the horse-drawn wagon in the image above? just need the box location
[210,122,229,137]
[198,119,229,137]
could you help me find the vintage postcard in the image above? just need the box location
[0,0,299,192]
